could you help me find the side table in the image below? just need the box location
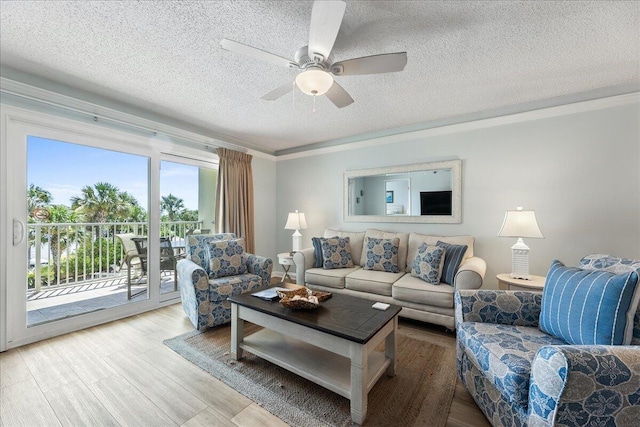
[497,273,546,292]
[277,252,295,283]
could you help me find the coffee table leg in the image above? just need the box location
[231,303,244,360]
[385,316,397,377]
[350,344,368,425]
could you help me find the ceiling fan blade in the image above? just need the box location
[307,0,346,62]
[220,39,297,68]
[261,80,295,101]
[331,52,408,76]
[325,81,354,108]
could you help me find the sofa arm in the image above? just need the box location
[246,254,273,287]
[454,289,542,327]
[454,256,486,291]
[293,247,316,285]
[529,345,640,426]
[177,258,210,329]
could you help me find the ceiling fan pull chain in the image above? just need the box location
[312,94,317,114]
[292,80,296,110]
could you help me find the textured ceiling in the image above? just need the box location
[1,1,639,154]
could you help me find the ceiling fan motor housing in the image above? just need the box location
[294,45,334,71]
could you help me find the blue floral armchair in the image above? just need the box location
[455,255,640,427]
[177,233,273,330]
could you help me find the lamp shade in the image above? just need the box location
[284,210,308,230]
[498,209,544,239]
[295,68,334,96]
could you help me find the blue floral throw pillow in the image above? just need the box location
[320,236,354,269]
[363,237,400,273]
[411,243,446,284]
[312,236,337,268]
[208,238,248,279]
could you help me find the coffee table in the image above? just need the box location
[228,289,402,425]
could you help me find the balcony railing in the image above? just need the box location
[28,220,202,292]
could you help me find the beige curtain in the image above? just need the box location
[215,148,255,253]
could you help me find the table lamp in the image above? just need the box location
[284,210,308,252]
[498,207,544,280]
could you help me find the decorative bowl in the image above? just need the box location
[277,287,331,309]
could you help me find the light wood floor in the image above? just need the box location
[1,303,490,427]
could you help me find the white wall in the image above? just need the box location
[252,154,277,260]
[275,96,640,288]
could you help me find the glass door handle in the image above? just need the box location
[13,219,25,246]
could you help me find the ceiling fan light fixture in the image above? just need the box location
[295,68,334,96]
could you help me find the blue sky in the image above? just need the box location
[28,136,199,210]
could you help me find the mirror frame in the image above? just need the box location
[344,159,462,223]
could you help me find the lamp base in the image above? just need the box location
[510,238,531,280]
[291,230,302,252]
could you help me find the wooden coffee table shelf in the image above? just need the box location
[229,290,401,425]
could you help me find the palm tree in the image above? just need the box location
[38,205,81,283]
[28,184,52,214]
[27,184,54,268]
[161,194,185,222]
[71,182,135,223]
[119,191,146,222]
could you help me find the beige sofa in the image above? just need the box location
[292,228,486,329]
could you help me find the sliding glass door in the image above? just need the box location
[25,136,151,326]
[5,112,160,347]
[158,157,217,298]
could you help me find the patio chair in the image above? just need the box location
[129,237,185,299]
[116,233,143,284]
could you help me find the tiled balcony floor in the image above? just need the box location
[26,274,177,327]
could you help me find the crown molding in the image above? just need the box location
[276,90,639,161]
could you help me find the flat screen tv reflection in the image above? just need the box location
[420,191,452,215]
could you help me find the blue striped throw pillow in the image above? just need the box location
[311,237,324,268]
[436,241,468,285]
[540,260,640,345]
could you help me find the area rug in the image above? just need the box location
[164,323,457,427]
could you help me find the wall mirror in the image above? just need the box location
[344,160,462,223]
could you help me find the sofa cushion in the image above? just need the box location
[324,229,365,266]
[208,238,247,279]
[320,236,354,269]
[540,260,640,345]
[345,268,404,296]
[436,241,468,286]
[305,267,359,289]
[361,229,410,271]
[410,243,445,284]
[393,274,454,307]
[406,233,474,273]
[362,237,400,273]
[457,322,567,409]
[208,273,262,303]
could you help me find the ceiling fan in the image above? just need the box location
[220,0,407,108]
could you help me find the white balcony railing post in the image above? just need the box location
[35,225,42,293]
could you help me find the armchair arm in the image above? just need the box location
[455,289,542,328]
[293,247,316,285]
[454,256,486,291]
[529,345,640,426]
[246,254,273,287]
[177,258,210,329]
